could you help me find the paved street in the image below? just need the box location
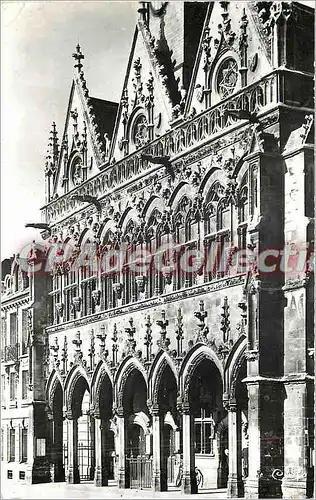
[1,480,227,499]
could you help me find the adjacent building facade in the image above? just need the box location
[1,253,50,483]
[1,2,315,498]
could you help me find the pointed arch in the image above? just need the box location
[168,181,193,210]
[141,195,165,221]
[180,343,224,403]
[149,350,178,405]
[115,355,148,410]
[64,364,90,416]
[119,207,140,233]
[97,218,115,242]
[224,335,247,399]
[91,361,113,418]
[199,167,225,198]
[46,369,63,407]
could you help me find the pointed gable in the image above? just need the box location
[185,2,274,118]
[111,3,207,161]
[46,45,118,201]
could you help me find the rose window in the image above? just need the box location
[217,58,238,99]
[132,115,148,148]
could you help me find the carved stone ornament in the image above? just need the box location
[112,282,123,299]
[92,289,101,306]
[135,275,147,293]
[245,349,259,361]
[161,263,174,285]
[72,296,82,312]
[55,302,64,317]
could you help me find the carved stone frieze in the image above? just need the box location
[46,274,246,334]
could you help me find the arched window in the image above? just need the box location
[239,185,248,223]
[204,181,225,236]
[237,173,249,252]
[122,220,138,304]
[101,229,116,311]
[174,196,192,290]
[147,209,162,297]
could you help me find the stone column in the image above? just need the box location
[182,407,197,494]
[117,413,126,489]
[152,412,161,491]
[66,416,80,484]
[152,410,166,491]
[227,401,243,498]
[94,418,108,486]
[244,381,260,499]
[282,378,310,499]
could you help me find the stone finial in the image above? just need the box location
[50,336,59,364]
[220,296,230,343]
[72,330,83,362]
[156,310,170,350]
[45,122,59,177]
[176,308,184,357]
[88,329,95,370]
[97,324,107,358]
[61,336,68,374]
[144,315,152,361]
[125,318,136,354]
[112,323,118,367]
[194,300,209,342]
[72,43,85,72]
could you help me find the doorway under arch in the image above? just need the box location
[66,375,94,483]
[157,364,178,491]
[123,368,151,489]
[184,356,225,493]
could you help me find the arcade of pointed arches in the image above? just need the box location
[46,338,249,493]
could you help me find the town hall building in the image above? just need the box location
[1,2,315,498]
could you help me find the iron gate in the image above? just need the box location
[62,442,94,481]
[78,442,94,481]
[127,456,152,489]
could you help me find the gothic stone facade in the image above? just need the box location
[2,2,315,498]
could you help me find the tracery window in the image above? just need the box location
[132,114,148,148]
[80,238,98,317]
[238,173,249,254]
[147,209,163,297]
[174,196,194,289]
[204,181,228,281]
[64,267,79,321]
[122,220,138,304]
[101,230,116,311]
[216,58,238,99]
